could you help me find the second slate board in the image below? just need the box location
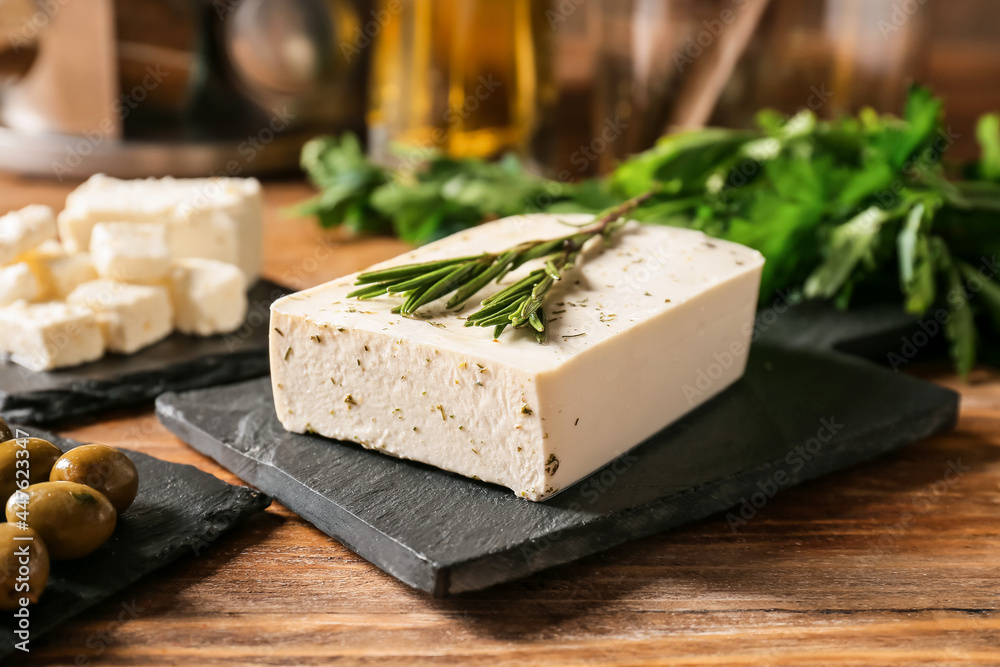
[156,303,959,596]
[0,425,271,659]
[0,280,290,425]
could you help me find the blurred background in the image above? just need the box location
[0,0,995,179]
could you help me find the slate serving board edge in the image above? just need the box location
[156,401,439,593]
[444,396,958,594]
[0,351,271,425]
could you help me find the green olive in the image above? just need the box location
[0,418,12,444]
[0,438,63,508]
[5,481,116,560]
[50,444,139,513]
[0,523,49,609]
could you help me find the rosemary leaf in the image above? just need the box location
[401,289,426,314]
[481,269,546,305]
[354,256,482,284]
[386,264,463,294]
[510,238,566,269]
[473,311,519,327]
[517,296,542,321]
[405,261,482,313]
[347,283,391,299]
[531,274,555,299]
[447,251,515,308]
[468,295,523,320]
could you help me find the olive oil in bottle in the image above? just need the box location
[367,0,550,164]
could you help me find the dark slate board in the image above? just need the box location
[155,304,959,596]
[0,280,290,425]
[0,425,271,659]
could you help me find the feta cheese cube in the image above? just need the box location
[38,252,98,299]
[0,263,42,306]
[67,279,173,354]
[20,244,97,299]
[90,222,171,283]
[0,205,57,265]
[0,302,105,371]
[269,215,765,501]
[58,175,263,280]
[165,208,241,275]
[30,239,65,256]
[167,258,246,336]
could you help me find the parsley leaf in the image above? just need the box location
[976,113,1000,181]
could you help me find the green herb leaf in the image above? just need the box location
[295,134,392,235]
[933,239,976,378]
[976,113,1000,181]
[897,200,938,314]
[959,260,1000,332]
[804,206,892,300]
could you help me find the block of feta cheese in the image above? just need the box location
[0,205,57,265]
[269,214,765,501]
[0,302,105,371]
[167,258,247,336]
[90,222,171,283]
[0,262,42,306]
[67,279,173,354]
[58,175,263,280]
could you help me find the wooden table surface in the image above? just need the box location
[1,176,998,666]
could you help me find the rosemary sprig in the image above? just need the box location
[349,190,656,341]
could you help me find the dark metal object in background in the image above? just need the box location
[226,0,336,98]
